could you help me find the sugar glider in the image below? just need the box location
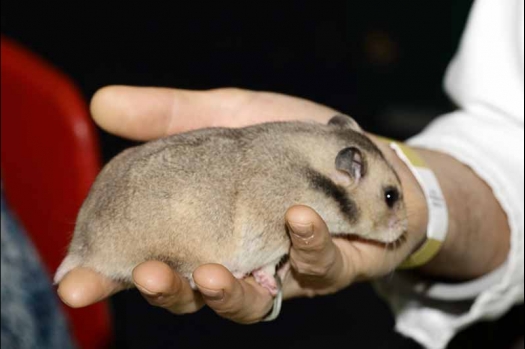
[55,115,407,295]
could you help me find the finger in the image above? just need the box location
[90,86,338,141]
[57,267,125,308]
[286,205,347,287]
[132,261,204,314]
[193,264,273,324]
[90,86,256,141]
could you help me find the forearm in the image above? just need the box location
[414,148,511,280]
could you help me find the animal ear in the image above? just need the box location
[328,114,363,133]
[335,147,366,186]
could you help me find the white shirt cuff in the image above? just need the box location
[375,110,524,349]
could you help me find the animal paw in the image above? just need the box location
[252,267,279,296]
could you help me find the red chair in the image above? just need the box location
[1,36,113,349]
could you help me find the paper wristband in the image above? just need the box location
[389,141,449,269]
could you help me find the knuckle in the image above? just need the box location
[211,287,271,324]
[144,294,186,314]
[291,259,331,276]
[145,295,172,308]
[214,305,246,322]
[292,234,330,255]
[306,241,327,254]
[303,289,317,298]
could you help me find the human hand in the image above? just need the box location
[57,87,428,323]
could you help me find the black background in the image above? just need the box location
[2,1,523,348]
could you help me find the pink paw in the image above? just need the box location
[252,268,279,296]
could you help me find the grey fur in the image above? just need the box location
[54,116,407,286]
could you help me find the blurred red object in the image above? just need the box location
[1,35,113,349]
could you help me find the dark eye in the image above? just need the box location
[384,187,400,208]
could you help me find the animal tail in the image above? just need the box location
[53,254,82,284]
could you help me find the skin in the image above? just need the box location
[57,86,510,323]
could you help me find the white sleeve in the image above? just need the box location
[375,0,524,348]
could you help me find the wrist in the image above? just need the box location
[411,149,510,279]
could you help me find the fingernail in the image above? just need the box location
[199,287,224,301]
[136,284,162,298]
[289,222,314,239]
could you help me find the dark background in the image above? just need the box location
[2,1,523,348]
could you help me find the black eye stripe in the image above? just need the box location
[304,168,359,223]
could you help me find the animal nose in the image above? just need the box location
[388,215,407,231]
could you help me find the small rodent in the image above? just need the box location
[54,115,407,295]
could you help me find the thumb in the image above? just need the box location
[90,86,255,141]
[286,205,345,285]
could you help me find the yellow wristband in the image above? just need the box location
[387,141,449,269]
